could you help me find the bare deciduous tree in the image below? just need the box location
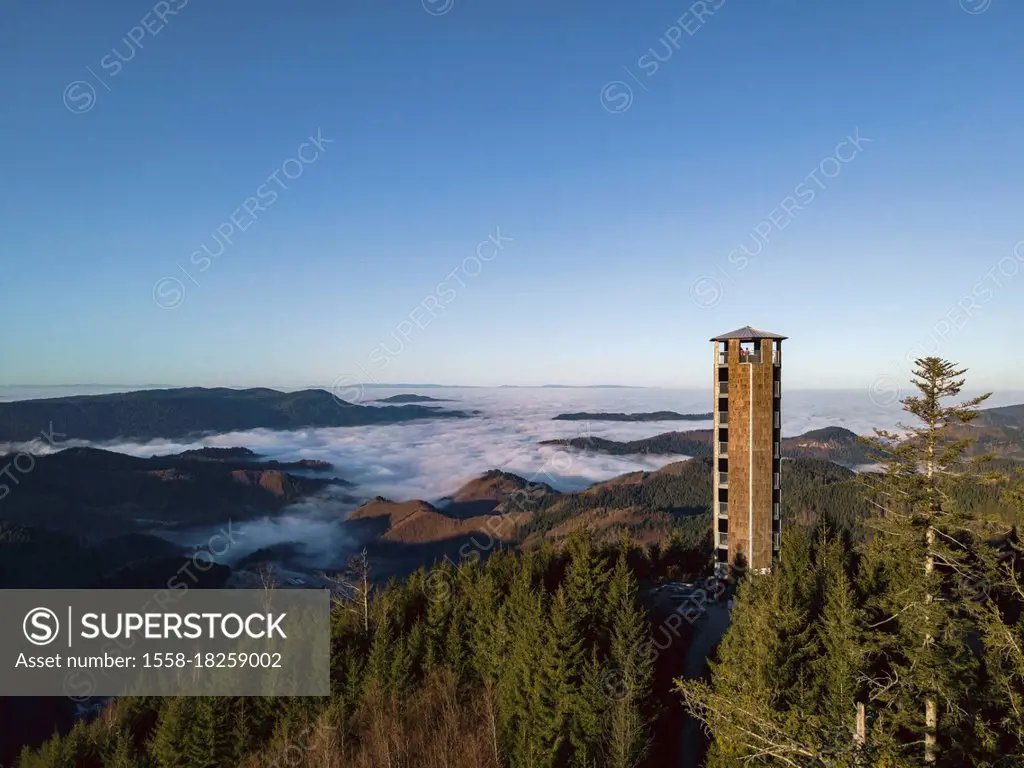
[321,547,373,634]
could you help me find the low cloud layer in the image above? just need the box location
[6,386,1019,502]
[4,386,1019,572]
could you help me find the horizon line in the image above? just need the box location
[1,383,1017,393]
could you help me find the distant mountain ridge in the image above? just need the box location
[541,426,876,466]
[374,394,453,403]
[0,387,471,442]
[553,411,713,422]
[540,405,1024,465]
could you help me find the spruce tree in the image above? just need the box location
[148,697,190,768]
[961,474,1024,765]
[677,529,854,766]
[501,562,548,767]
[365,609,394,693]
[607,554,652,768]
[539,587,583,766]
[180,697,233,768]
[575,649,611,767]
[468,569,505,687]
[861,357,991,764]
[564,534,609,644]
[105,729,137,768]
[812,530,867,757]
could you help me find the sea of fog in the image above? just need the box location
[3,386,1020,571]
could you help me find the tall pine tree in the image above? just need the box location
[861,357,991,764]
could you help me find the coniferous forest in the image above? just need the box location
[12,358,1024,768]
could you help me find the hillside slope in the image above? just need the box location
[342,457,937,576]
[0,446,349,533]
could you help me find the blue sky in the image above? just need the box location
[1,0,1021,390]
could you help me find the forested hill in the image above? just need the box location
[543,430,717,457]
[958,402,1024,459]
[0,387,471,442]
[13,539,700,768]
[344,456,951,575]
[0,445,349,534]
[541,425,876,466]
[976,402,1024,428]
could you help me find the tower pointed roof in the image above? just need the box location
[710,326,787,342]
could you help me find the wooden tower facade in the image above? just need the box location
[711,326,785,576]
